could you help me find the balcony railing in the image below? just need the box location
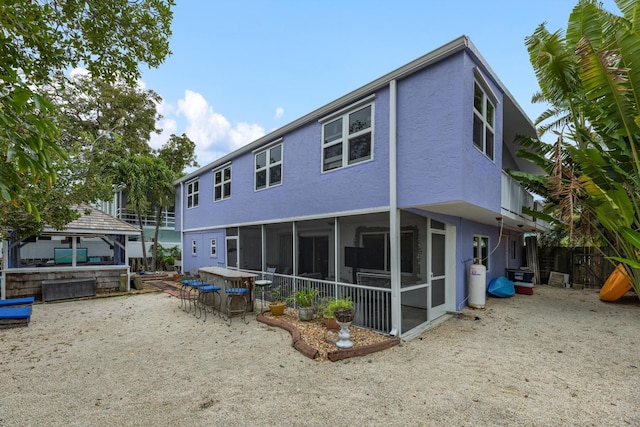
[501,171,547,225]
[116,208,175,228]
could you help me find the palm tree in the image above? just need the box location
[516,0,640,294]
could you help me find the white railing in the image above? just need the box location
[501,172,535,219]
[116,208,175,228]
[242,269,392,333]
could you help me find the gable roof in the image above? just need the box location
[43,204,140,236]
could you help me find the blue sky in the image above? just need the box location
[141,0,618,168]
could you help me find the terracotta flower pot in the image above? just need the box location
[323,316,340,330]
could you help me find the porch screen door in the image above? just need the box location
[430,229,447,319]
[226,236,238,269]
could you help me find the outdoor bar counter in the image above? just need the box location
[198,267,258,315]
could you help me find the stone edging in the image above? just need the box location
[256,313,401,362]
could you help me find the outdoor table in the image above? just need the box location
[198,267,258,315]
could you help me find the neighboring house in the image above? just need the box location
[97,189,181,269]
[174,36,547,337]
[1,204,139,300]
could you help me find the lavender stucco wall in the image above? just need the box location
[181,90,390,231]
[182,229,226,274]
[454,217,505,310]
[396,52,503,212]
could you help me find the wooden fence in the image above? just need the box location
[538,246,616,289]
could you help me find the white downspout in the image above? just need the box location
[334,217,339,284]
[180,182,184,273]
[389,79,401,336]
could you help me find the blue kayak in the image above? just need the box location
[488,276,515,298]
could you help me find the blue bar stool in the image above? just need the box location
[224,277,250,325]
[179,277,199,312]
[198,282,222,321]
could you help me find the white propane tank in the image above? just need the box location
[469,259,487,309]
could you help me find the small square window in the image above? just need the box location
[210,239,217,257]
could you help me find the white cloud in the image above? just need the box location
[170,89,265,166]
[70,67,90,78]
[148,117,177,150]
[274,106,284,119]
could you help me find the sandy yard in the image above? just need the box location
[0,285,638,426]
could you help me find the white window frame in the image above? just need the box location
[320,100,374,172]
[191,239,197,256]
[186,179,199,209]
[210,239,217,257]
[473,235,490,271]
[254,142,283,191]
[213,165,232,202]
[472,69,497,161]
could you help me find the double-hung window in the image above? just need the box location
[187,179,199,208]
[214,165,231,201]
[473,80,495,160]
[473,235,489,270]
[255,143,282,191]
[322,102,373,172]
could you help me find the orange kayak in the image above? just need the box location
[599,264,632,302]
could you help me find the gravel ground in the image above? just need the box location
[0,285,639,426]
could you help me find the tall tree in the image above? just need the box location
[516,0,640,294]
[151,133,198,269]
[113,154,174,271]
[0,74,164,236]
[0,0,174,217]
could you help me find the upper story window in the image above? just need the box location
[187,179,199,208]
[473,81,495,160]
[214,165,231,201]
[322,102,373,172]
[255,143,282,191]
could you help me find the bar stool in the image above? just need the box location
[198,282,222,321]
[224,277,250,325]
[186,279,207,315]
[179,277,199,312]
[254,267,275,312]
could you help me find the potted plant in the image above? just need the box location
[292,283,318,321]
[329,297,354,322]
[328,297,355,349]
[267,285,286,316]
[318,297,354,329]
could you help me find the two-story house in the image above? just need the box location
[174,36,545,338]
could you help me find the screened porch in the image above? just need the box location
[227,210,449,336]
